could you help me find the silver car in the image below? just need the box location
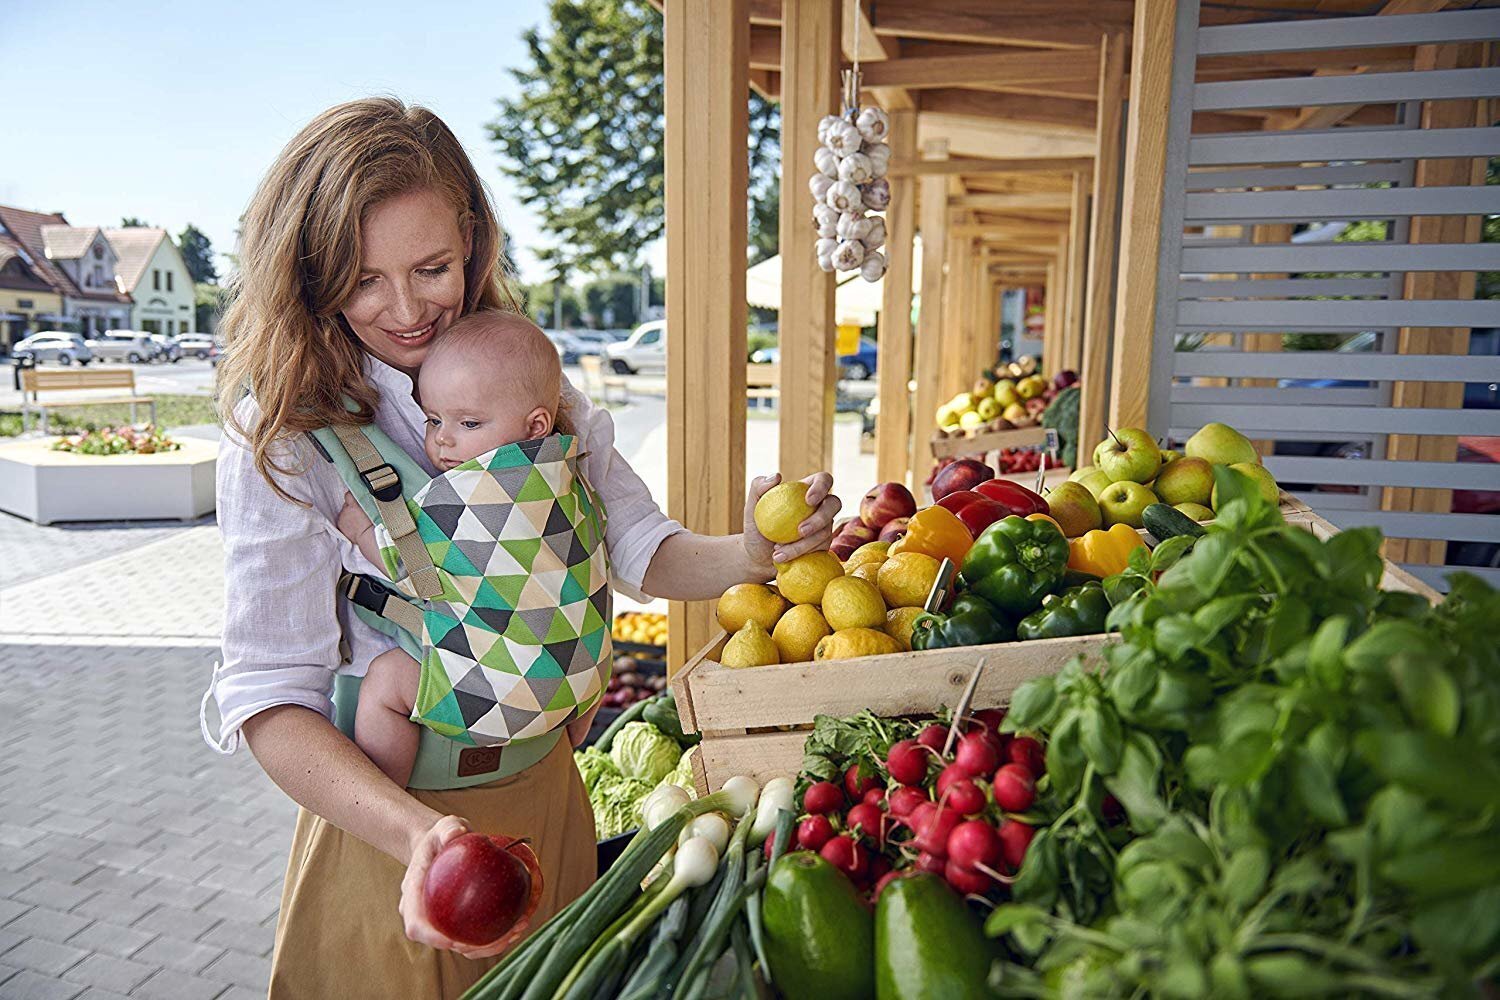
[147,333,183,363]
[12,332,93,366]
[88,331,156,364]
[176,334,217,360]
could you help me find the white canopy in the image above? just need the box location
[746,236,923,327]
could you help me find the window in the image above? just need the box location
[166,272,173,292]
[93,265,104,286]
[93,245,103,260]
[640,329,659,345]
[17,299,32,309]
[153,270,160,291]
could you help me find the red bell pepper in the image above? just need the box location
[932,490,1012,538]
[935,490,982,516]
[974,479,1050,517]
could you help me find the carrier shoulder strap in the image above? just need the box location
[327,422,443,600]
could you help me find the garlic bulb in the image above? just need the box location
[837,151,874,185]
[862,178,891,211]
[809,174,835,203]
[856,107,890,144]
[861,251,887,282]
[817,220,838,238]
[815,237,838,259]
[813,146,839,180]
[837,212,873,242]
[824,120,862,158]
[813,203,839,229]
[825,181,863,214]
[817,114,845,145]
[862,216,887,251]
[817,253,835,273]
[832,239,866,271]
[863,142,891,178]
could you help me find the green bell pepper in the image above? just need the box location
[1015,581,1110,641]
[958,515,1070,616]
[911,594,1015,651]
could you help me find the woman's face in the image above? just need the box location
[341,186,471,376]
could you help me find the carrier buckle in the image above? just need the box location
[360,463,402,502]
[345,574,396,614]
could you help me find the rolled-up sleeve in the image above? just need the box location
[565,385,684,601]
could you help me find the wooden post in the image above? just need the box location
[1078,33,1125,465]
[1042,260,1061,377]
[910,139,950,488]
[966,250,987,381]
[777,0,841,482]
[876,109,918,488]
[1063,170,1089,373]
[1108,4,1176,432]
[941,235,971,399]
[665,0,749,672]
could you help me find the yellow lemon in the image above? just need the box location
[844,541,891,572]
[813,628,903,661]
[877,551,943,609]
[884,606,926,652]
[772,604,832,663]
[754,481,816,544]
[821,577,887,631]
[775,550,844,605]
[715,583,789,634]
[848,561,884,587]
[720,620,780,668]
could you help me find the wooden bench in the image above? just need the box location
[577,354,630,405]
[747,362,778,409]
[20,367,156,434]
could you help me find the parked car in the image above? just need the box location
[88,330,156,364]
[12,332,93,366]
[176,334,218,359]
[147,333,183,363]
[606,320,666,375]
[748,337,880,380]
[544,329,586,365]
[568,329,626,355]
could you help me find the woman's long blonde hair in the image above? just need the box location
[216,96,520,500]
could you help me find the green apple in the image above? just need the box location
[1174,502,1215,522]
[1185,422,1258,467]
[1098,481,1157,529]
[976,397,1000,421]
[1069,464,1100,484]
[1077,469,1114,501]
[1159,448,1181,467]
[993,380,1019,407]
[1045,481,1102,538]
[1154,457,1214,507]
[959,409,985,430]
[1002,403,1028,424]
[1211,462,1279,510]
[1093,427,1162,484]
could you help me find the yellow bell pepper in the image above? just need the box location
[1027,513,1063,534]
[901,505,973,567]
[1068,523,1146,578]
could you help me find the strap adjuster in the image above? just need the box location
[344,573,396,614]
[360,463,402,502]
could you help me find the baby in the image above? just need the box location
[336,310,593,786]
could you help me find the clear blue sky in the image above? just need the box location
[0,0,591,286]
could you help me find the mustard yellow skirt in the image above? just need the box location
[267,738,597,999]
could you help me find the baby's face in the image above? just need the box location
[419,361,546,471]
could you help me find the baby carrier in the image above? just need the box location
[312,421,613,750]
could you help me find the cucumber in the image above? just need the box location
[1142,503,1206,542]
[761,852,874,1000]
[875,873,995,1000]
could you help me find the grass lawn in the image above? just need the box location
[0,394,220,437]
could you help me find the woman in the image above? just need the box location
[201,97,839,998]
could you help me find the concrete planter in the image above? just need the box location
[0,436,216,524]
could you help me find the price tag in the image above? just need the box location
[1044,428,1060,456]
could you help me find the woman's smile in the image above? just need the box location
[384,319,440,344]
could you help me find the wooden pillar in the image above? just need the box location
[777,0,841,481]
[1108,4,1176,432]
[1078,32,1125,465]
[1062,171,1089,375]
[966,251,988,381]
[876,109,918,487]
[1042,260,1061,378]
[940,235,971,398]
[1383,42,1487,565]
[665,0,749,672]
[910,140,950,488]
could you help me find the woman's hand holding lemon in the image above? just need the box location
[744,473,841,573]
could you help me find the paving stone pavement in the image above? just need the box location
[0,514,215,593]
[0,643,287,999]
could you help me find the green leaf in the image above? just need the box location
[1120,821,1215,872]
[1245,955,1344,996]
[1155,615,1207,659]
[1388,651,1461,737]
[1079,702,1123,775]
[1270,854,1331,897]
[1356,729,1500,812]
[1380,834,1500,898]
[1150,535,1196,573]
[1127,544,1151,574]
[1104,733,1168,833]
[1323,526,1383,593]
[1107,649,1158,712]
[984,903,1049,938]
[1219,846,1270,911]
[1104,573,1148,608]
[1306,617,1349,690]
[1006,675,1059,731]
[1045,711,1086,799]
[1344,620,1429,675]
[1190,731,1274,787]
[1186,533,1237,596]
[1192,595,1257,642]
[1291,748,1348,828]
[1409,886,1500,967]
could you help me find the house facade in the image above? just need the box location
[104,227,196,335]
[0,234,64,353]
[0,206,133,337]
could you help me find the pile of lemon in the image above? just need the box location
[715,482,943,668]
[612,611,668,647]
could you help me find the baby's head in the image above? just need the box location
[417,310,561,471]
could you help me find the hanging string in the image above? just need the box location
[842,0,863,117]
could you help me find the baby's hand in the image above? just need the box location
[335,491,374,545]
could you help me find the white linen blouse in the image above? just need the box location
[199,355,683,753]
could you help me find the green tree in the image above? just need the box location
[581,274,642,328]
[489,0,781,273]
[194,282,222,334]
[177,225,219,284]
[119,216,150,227]
[521,280,581,328]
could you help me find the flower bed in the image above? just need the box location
[52,423,180,456]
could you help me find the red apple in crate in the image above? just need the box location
[424,833,543,946]
[1025,397,1048,416]
[930,459,995,502]
[878,516,911,543]
[860,483,917,530]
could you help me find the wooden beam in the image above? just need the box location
[891,155,1094,178]
[844,0,915,112]
[748,69,781,99]
[750,24,781,69]
[665,0,749,672]
[917,89,1099,134]
[871,1,1130,49]
[1078,32,1125,467]
[858,47,1099,90]
[1062,170,1089,374]
[778,0,842,483]
[911,140,951,487]
[951,193,1073,211]
[877,109,919,488]
[1107,4,1174,435]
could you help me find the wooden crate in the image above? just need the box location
[1283,507,1442,602]
[931,425,1045,460]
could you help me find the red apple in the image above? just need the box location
[423,833,543,946]
[878,517,911,543]
[859,483,917,531]
[1024,398,1048,416]
[930,459,995,502]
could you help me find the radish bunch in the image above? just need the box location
[810,106,892,282]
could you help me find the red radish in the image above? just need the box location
[916,724,948,754]
[804,781,844,816]
[1008,736,1045,775]
[912,804,961,855]
[991,764,1036,813]
[943,778,986,816]
[914,851,946,875]
[423,834,542,946]
[954,732,1000,778]
[946,820,1003,871]
[763,827,794,860]
[885,739,928,786]
[944,859,993,895]
[863,787,887,807]
[797,815,835,852]
[845,803,886,847]
[887,785,928,819]
[999,820,1035,870]
[874,869,905,900]
[819,835,869,880]
[935,764,970,800]
[972,707,1007,733]
[1102,794,1126,826]
[870,855,892,882]
[845,764,883,801]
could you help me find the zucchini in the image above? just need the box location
[1142,503,1206,542]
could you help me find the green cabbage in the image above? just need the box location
[574,746,619,794]
[592,774,652,839]
[609,721,681,785]
[662,751,696,795]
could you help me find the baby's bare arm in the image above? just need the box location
[336,492,384,569]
